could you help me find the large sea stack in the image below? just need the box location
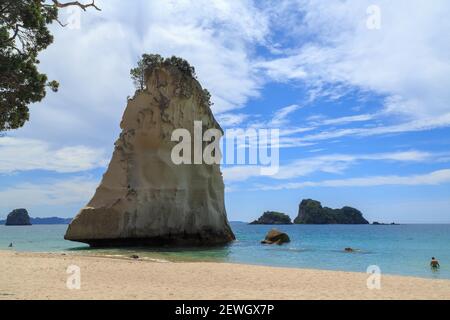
[65,56,235,246]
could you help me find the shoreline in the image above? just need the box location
[1,246,446,281]
[1,250,449,300]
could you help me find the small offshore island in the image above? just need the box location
[250,211,293,225]
[4,209,31,226]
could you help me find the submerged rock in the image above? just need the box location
[261,229,290,245]
[5,209,32,226]
[250,211,293,225]
[65,56,235,247]
[294,199,369,224]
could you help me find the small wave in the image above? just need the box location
[141,257,170,263]
[286,248,308,253]
[97,253,170,263]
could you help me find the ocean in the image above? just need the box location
[1,222,449,280]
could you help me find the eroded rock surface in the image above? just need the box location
[261,229,290,245]
[65,61,235,246]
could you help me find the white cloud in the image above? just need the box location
[264,112,450,148]
[298,113,450,143]
[11,0,450,153]
[222,166,263,182]
[256,169,450,190]
[270,104,302,126]
[258,0,450,119]
[272,151,434,180]
[223,150,434,182]
[0,177,98,208]
[316,114,375,126]
[216,113,250,127]
[0,137,107,173]
[15,0,270,149]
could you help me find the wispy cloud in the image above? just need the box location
[0,137,107,174]
[270,104,302,126]
[256,169,450,190]
[16,0,272,148]
[0,177,98,207]
[314,114,375,126]
[259,0,450,119]
[298,113,450,143]
[216,113,250,127]
[223,150,435,182]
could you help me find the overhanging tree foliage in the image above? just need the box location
[0,0,100,131]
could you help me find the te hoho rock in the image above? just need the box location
[65,64,235,246]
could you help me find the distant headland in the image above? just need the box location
[250,199,370,225]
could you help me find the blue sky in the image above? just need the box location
[1,0,450,223]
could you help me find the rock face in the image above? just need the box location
[294,199,369,224]
[261,229,290,245]
[65,58,235,247]
[250,211,293,225]
[5,209,32,226]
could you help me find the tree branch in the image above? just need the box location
[0,2,13,14]
[51,0,101,11]
[7,24,21,42]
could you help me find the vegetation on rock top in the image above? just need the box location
[250,211,293,225]
[294,199,369,224]
[130,54,213,108]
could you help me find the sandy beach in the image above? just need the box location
[0,250,449,300]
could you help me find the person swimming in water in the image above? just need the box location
[430,257,440,270]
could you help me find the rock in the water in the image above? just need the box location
[250,211,293,225]
[294,199,369,224]
[261,229,290,245]
[5,209,32,226]
[65,56,235,247]
[372,221,400,225]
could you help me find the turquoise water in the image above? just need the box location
[1,223,449,280]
